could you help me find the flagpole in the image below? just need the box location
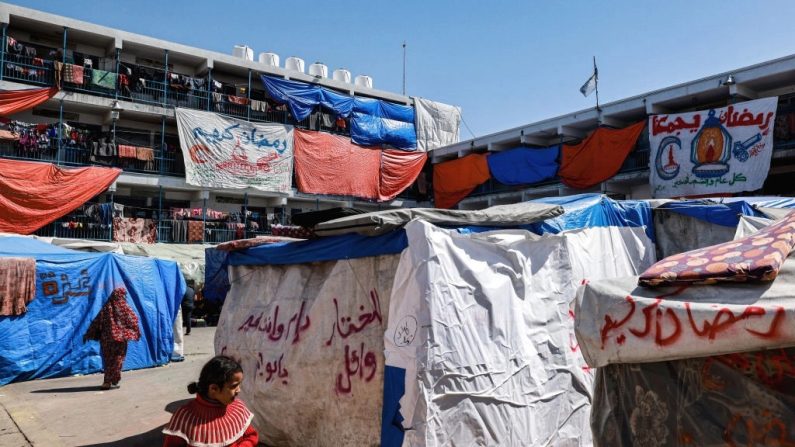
[593,56,600,111]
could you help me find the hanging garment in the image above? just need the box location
[172,220,188,243]
[0,257,36,316]
[91,70,117,90]
[558,121,645,189]
[112,217,157,243]
[187,221,204,243]
[64,64,84,85]
[433,153,491,209]
[0,87,58,117]
[117,145,138,159]
[227,95,250,105]
[250,99,268,112]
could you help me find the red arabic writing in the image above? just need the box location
[325,289,383,346]
[237,301,311,345]
[255,352,289,385]
[651,106,774,136]
[335,342,378,395]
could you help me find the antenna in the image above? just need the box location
[402,41,407,95]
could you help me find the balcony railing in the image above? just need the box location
[3,54,54,86]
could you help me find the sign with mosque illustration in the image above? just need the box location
[648,97,777,198]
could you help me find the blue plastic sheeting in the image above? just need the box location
[380,365,406,447]
[351,97,417,150]
[0,237,185,385]
[260,75,353,121]
[486,146,560,185]
[523,194,655,240]
[203,247,230,304]
[719,196,795,209]
[228,230,408,266]
[657,200,766,227]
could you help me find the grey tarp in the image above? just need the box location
[314,202,564,236]
[118,242,212,286]
[653,209,737,259]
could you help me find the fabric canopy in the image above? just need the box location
[433,153,491,209]
[260,75,352,121]
[486,145,560,185]
[558,121,645,189]
[351,97,417,150]
[293,130,425,201]
[0,159,121,234]
[413,97,461,152]
[0,86,58,116]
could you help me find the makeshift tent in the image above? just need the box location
[0,86,58,116]
[0,236,185,385]
[214,200,654,446]
[486,145,560,186]
[558,121,645,189]
[0,159,121,235]
[413,98,461,152]
[575,216,795,446]
[433,153,491,209]
[260,75,352,121]
[351,97,417,150]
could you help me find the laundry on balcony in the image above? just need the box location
[91,69,117,89]
[63,64,84,85]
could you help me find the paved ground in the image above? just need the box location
[0,326,217,447]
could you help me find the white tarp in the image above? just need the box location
[653,210,737,259]
[734,215,774,239]
[118,242,211,287]
[413,97,461,152]
[215,254,400,446]
[386,221,655,446]
[175,108,293,192]
[649,97,777,198]
[575,259,795,368]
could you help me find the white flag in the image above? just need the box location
[580,72,597,97]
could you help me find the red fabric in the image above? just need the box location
[558,121,646,189]
[85,288,141,343]
[0,87,58,117]
[163,395,257,447]
[0,257,36,316]
[0,159,121,234]
[432,153,491,209]
[100,339,127,384]
[294,130,381,199]
[380,150,427,201]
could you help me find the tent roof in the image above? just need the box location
[0,236,94,258]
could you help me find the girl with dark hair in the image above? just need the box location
[162,355,259,447]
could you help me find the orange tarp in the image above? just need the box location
[433,153,490,209]
[0,159,121,234]
[294,130,425,201]
[558,121,646,189]
[0,87,58,117]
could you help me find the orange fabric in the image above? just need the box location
[558,121,646,189]
[0,159,121,234]
[433,153,490,209]
[380,150,427,201]
[294,130,381,199]
[0,87,58,117]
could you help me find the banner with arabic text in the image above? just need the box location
[648,97,777,197]
[175,108,293,192]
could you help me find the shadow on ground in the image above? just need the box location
[77,398,191,447]
[30,386,104,393]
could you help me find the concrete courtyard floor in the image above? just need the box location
[0,326,217,446]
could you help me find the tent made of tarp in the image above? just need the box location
[0,236,185,385]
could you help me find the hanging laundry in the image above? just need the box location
[54,61,63,86]
[558,121,645,189]
[63,64,84,85]
[91,69,117,90]
[112,217,157,243]
[117,144,138,159]
[433,153,491,209]
[0,257,36,316]
[250,99,268,112]
[227,95,250,105]
[187,221,204,243]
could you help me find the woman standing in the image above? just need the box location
[83,286,141,390]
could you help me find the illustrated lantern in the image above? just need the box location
[691,109,732,178]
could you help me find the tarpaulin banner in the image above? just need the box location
[486,145,559,185]
[351,97,417,150]
[559,121,645,189]
[0,158,120,235]
[175,108,293,192]
[380,149,426,201]
[433,153,490,209]
[649,97,778,197]
[260,75,353,121]
[0,86,58,116]
[413,98,461,152]
[215,254,401,446]
[0,236,185,385]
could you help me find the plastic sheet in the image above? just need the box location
[260,75,353,121]
[486,145,559,185]
[351,97,417,150]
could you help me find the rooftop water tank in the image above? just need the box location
[285,57,305,73]
[332,68,352,83]
[354,75,373,89]
[233,45,254,61]
[258,52,280,67]
[308,62,328,78]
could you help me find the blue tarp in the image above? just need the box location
[351,97,417,150]
[657,200,766,227]
[0,237,185,385]
[381,365,406,447]
[260,75,353,121]
[204,247,230,304]
[486,145,560,185]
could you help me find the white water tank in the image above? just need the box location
[258,52,280,67]
[308,62,328,78]
[332,68,352,83]
[354,75,373,89]
[233,45,254,61]
[285,57,305,73]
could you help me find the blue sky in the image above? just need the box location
[11,1,795,138]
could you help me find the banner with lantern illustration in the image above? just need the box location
[175,108,293,193]
[648,97,777,198]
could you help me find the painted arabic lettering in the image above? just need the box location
[651,106,774,137]
[237,301,311,345]
[326,289,383,346]
[192,124,288,152]
[40,269,91,305]
[335,342,378,395]
[255,352,289,384]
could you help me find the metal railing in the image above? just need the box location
[3,54,54,86]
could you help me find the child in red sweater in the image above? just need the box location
[163,355,259,447]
